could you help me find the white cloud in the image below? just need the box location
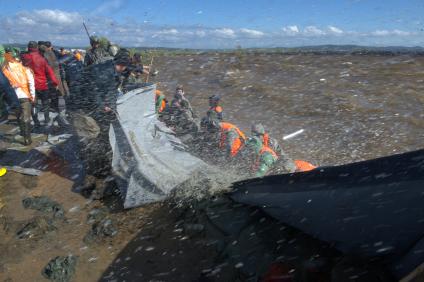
[93,0,124,15]
[19,16,36,26]
[213,28,236,38]
[240,28,265,38]
[195,30,206,37]
[328,26,343,34]
[303,26,326,36]
[282,25,299,35]
[157,28,179,35]
[17,9,82,26]
[372,29,413,36]
[392,29,412,36]
[372,30,390,36]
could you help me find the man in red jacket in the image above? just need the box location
[21,41,59,126]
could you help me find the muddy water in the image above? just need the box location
[152,53,424,165]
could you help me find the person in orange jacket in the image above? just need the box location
[206,115,246,157]
[2,48,36,145]
[201,94,223,128]
[251,123,316,173]
[250,123,299,173]
[251,123,282,155]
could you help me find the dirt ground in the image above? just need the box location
[1,53,424,281]
[0,171,221,282]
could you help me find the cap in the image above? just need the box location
[209,95,220,102]
[28,41,38,49]
[113,48,131,66]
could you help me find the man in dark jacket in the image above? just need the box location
[39,41,69,97]
[76,49,131,177]
[21,41,59,126]
[38,41,69,126]
[60,53,84,111]
[0,70,20,123]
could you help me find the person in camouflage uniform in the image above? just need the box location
[250,123,297,173]
[84,36,111,66]
[246,136,279,177]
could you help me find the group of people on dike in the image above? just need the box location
[1,34,313,179]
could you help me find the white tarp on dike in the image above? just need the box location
[109,84,208,208]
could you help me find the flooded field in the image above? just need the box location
[1,53,424,281]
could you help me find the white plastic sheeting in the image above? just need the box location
[110,84,208,208]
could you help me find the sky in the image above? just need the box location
[1,0,423,48]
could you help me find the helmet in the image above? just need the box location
[89,36,100,45]
[4,47,19,59]
[209,95,220,102]
[251,123,265,135]
[108,44,120,56]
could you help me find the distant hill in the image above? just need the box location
[3,43,424,55]
[129,44,424,55]
[280,45,424,55]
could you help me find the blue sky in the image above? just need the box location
[1,0,423,48]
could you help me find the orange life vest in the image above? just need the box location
[294,160,316,172]
[259,145,278,159]
[155,90,166,113]
[2,61,33,101]
[210,105,223,113]
[158,100,166,113]
[253,145,278,170]
[263,133,270,147]
[219,122,246,156]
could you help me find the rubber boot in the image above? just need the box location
[44,111,50,125]
[24,123,32,145]
[18,119,25,138]
[56,110,70,128]
[32,111,41,128]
